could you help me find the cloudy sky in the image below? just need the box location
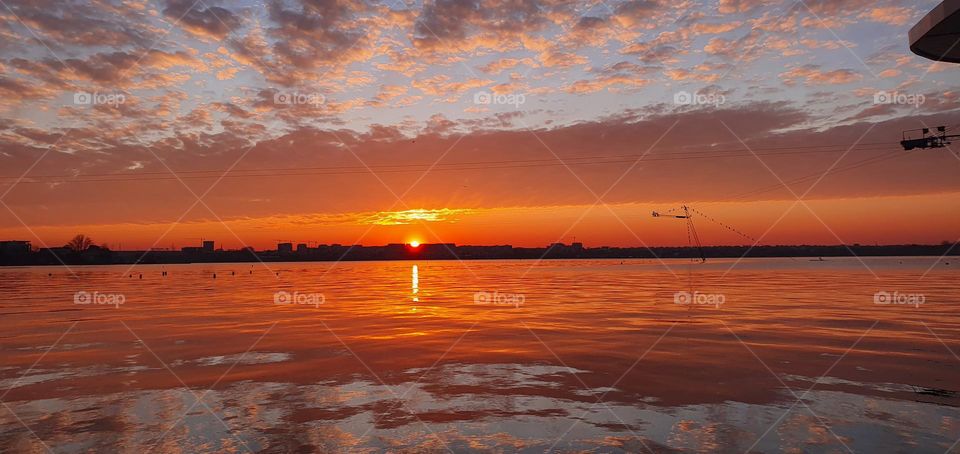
[0,0,958,249]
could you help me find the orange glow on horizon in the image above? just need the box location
[4,192,960,250]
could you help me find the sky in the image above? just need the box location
[0,0,958,250]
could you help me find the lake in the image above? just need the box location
[1,257,958,453]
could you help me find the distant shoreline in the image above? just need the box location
[2,243,957,266]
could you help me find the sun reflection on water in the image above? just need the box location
[411,264,419,308]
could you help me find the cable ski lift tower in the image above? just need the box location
[653,205,761,263]
[652,205,706,263]
[900,126,959,150]
[901,2,960,151]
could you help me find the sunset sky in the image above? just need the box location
[0,0,958,249]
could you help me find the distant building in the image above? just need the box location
[0,240,31,256]
[37,246,71,260]
[277,243,293,254]
[421,243,457,252]
[296,243,308,253]
[202,241,215,252]
[39,246,71,254]
[549,242,584,250]
[545,242,585,258]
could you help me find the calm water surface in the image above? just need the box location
[1,258,959,453]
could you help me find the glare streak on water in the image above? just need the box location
[0,257,958,453]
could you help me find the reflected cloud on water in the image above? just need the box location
[1,258,959,452]
[2,363,958,452]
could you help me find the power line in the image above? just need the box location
[0,144,900,185]
[724,150,906,202]
[656,150,909,217]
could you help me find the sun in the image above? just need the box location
[409,240,421,248]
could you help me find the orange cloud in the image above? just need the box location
[858,7,915,26]
[780,65,862,86]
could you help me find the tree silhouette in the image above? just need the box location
[66,234,93,253]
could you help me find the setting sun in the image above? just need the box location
[0,1,957,452]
